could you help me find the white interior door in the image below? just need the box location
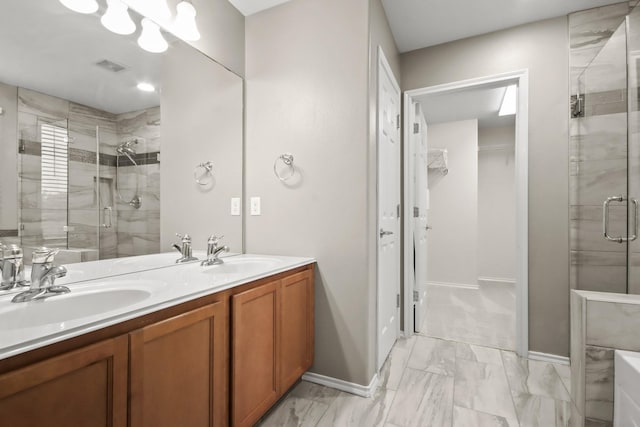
[413,104,429,332]
[377,48,401,369]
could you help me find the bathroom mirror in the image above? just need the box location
[0,0,243,264]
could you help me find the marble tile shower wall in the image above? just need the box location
[16,87,160,260]
[569,2,637,293]
[115,107,161,257]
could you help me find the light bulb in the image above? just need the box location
[59,0,99,14]
[137,18,168,53]
[173,1,200,41]
[101,0,136,35]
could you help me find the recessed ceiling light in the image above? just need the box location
[137,82,155,92]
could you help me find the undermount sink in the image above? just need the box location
[0,283,157,330]
[615,350,640,427]
[202,256,282,275]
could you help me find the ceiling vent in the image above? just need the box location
[95,59,127,73]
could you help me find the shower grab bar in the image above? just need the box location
[602,196,638,243]
[101,206,113,229]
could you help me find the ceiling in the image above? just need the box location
[227,0,294,16]
[415,83,516,129]
[381,0,626,52]
[0,0,163,114]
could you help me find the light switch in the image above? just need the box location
[231,197,241,216]
[250,197,261,216]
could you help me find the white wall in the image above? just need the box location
[426,119,478,286]
[245,0,374,386]
[0,82,18,231]
[401,17,570,356]
[478,126,516,280]
[160,43,243,252]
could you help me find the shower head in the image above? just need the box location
[116,139,138,156]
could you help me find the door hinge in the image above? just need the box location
[397,294,400,308]
[397,204,400,219]
[396,114,400,130]
[413,206,419,218]
[413,123,419,134]
[413,290,419,302]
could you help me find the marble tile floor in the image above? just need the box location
[422,282,517,351]
[257,336,572,427]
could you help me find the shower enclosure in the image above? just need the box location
[571,2,640,294]
[17,89,161,263]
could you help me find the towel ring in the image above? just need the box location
[273,153,295,182]
[194,161,214,186]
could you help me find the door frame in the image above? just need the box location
[376,46,402,370]
[402,70,530,357]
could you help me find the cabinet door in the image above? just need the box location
[232,280,280,427]
[130,302,228,427]
[0,336,128,427]
[280,270,314,391]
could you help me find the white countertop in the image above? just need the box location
[0,253,315,361]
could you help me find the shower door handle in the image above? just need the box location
[630,198,638,242]
[102,206,113,229]
[602,196,636,243]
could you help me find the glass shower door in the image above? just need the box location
[572,19,630,293]
[19,116,70,253]
[627,5,640,293]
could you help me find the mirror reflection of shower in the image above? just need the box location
[115,138,143,209]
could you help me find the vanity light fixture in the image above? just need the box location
[138,18,168,53]
[174,0,201,41]
[59,0,99,14]
[101,0,136,35]
[137,82,155,92]
[498,84,517,116]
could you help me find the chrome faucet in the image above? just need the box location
[201,235,229,266]
[172,233,198,263]
[12,248,69,303]
[0,244,28,290]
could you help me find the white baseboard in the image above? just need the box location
[528,351,570,365]
[301,372,379,398]
[427,281,479,290]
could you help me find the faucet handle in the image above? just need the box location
[176,233,192,244]
[207,235,224,245]
[32,247,59,264]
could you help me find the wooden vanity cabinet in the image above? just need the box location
[0,264,314,427]
[129,302,228,427]
[231,268,314,427]
[0,335,128,427]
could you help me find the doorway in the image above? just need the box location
[403,71,529,357]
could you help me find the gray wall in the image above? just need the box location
[245,0,375,385]
[401,17,570,356]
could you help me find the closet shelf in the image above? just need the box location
[427,148,448,175]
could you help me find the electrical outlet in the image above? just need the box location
[231,197,241,216]
[250,197,261,216]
